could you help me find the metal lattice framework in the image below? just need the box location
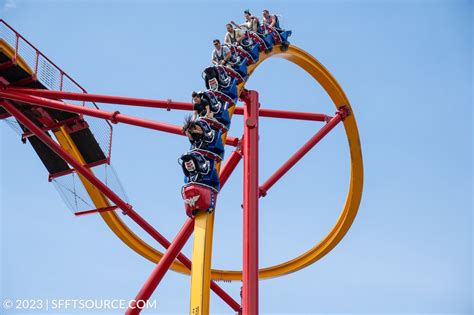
[0,18,363,315]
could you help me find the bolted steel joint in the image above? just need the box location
[110,110,120,124]
[337,106,351,120]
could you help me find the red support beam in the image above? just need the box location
[0,91,239,146]
[0,99,241,312]
[4,87,194,111]
[74,206,118,217]
[233,106,330,122]
[0,60,15,70]
[48,158,109,181]
[126,218,195,315]
[22,115,85,141]
[219,140,243,188]
[10,75,36,87]
[242,90,259,315]
[5,87,331,122]
[0,112,11,119]
[259,111,344,197]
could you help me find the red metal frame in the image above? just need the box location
[0,99,241,313]
[219,139,243,188]
[4,87,331,122]
[10,75,36,86]
[74,205,118,217]
[0,112,11,119]
[22,114,84,140]
[0,60,15,70]
[48,158,109,181]
[0,91,240,146]
[241,90,259,315]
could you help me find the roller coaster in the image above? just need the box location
[0,17,363,315]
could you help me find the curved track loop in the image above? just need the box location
[98,44,364,281]
[1,38,363,280]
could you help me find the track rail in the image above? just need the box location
[1,42,363,280]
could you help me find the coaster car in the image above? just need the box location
[239,39,260,62]
[179,151,220,191]
[224,54,248,80]
[241,31,271,52]
[207,92,231,128]
[202,66,238,101]
[207,90,236,109]
[181,182,218,217]
[229,44,256,65]
[186,118,225,157]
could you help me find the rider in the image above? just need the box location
[182,115,224,156]
[231,9,261,33]
[262,9,281,30]
[192,91,213,119]
[211,39,232,67]
[183,115,212,144]
[224,23,244,46]
[180,151,210,183]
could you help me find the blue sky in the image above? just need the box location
[1,0,472,314]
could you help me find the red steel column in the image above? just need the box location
[126,218,195,315]
[242,90,259,315]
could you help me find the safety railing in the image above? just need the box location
[0,19,113,160]
[0,19,127,213]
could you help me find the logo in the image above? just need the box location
[184,195,200,207]
[184,160,196,172]
[208,78,218,91]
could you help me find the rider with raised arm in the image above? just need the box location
[224,23,244,46]
[211,39,232,67]
[231,9,260,33]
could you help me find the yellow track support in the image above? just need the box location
[189,212,214,314]
[189,100,240,314]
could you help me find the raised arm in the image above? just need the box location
[230,21,242,29]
